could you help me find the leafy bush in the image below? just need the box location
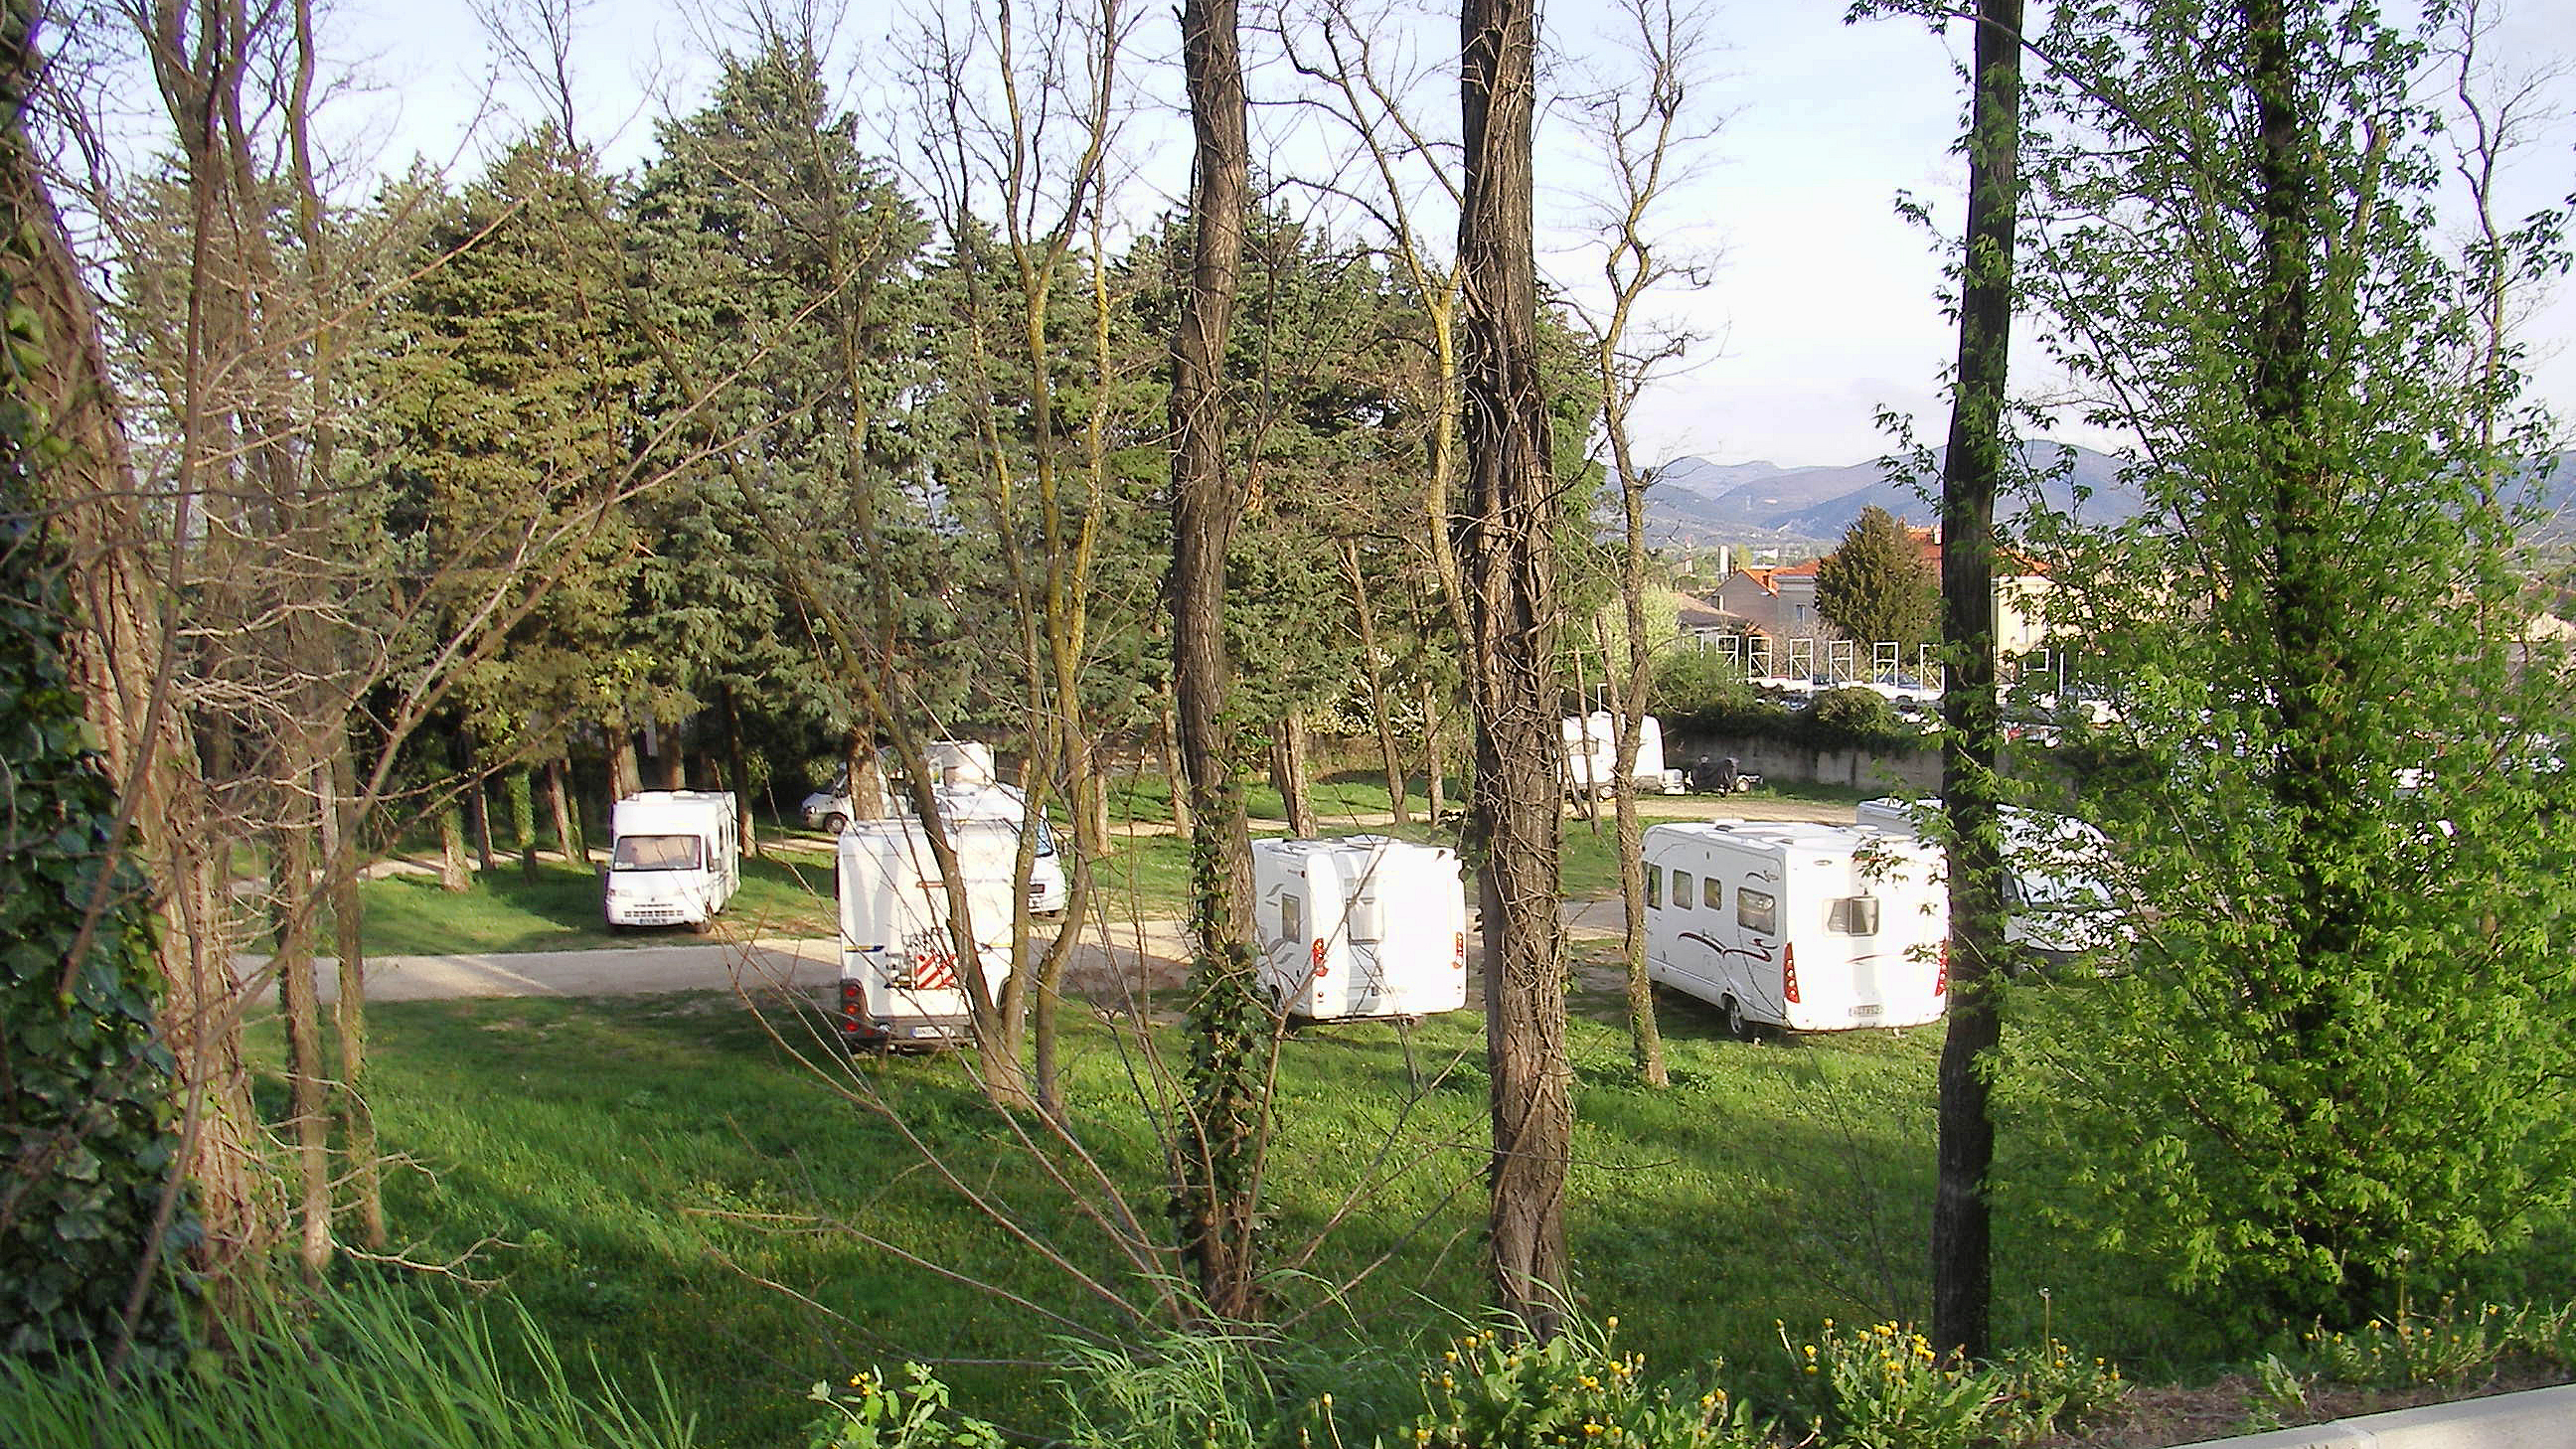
[1651,644,1754,718]
[805,1365,1003,1449]
[2269,1297,2576,1393]
[1778,1320,2125,1449]
[1805,689,1904,749]
[1362,1316,1767,1449]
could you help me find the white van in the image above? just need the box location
[834,816,1023,1048]
[603,791,740,930]
[1643,820,1948,1038]
[1852,797,2125,969]
[1252,836,1469,1022]
[1562,713,1687,798]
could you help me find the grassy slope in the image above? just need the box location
[293,967,2221,1449]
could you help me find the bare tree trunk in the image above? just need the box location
[546,757,581,866]
[438,803,470,890]
[1169,0,1264,1327]
[720,682,757,859]
[1929,0,2023,1364]
[660,731,687,790]
[272,780,333,1278]
[1420,675,1447,824]
[322,744,383,1250]
[1160,689,1194,835]
[1270,717,1319,838]
[512,767,539,881]
[1346,541,1410,825]
[465,737,497,874]
[608,729,642,800]
[1460,0,1570,1341]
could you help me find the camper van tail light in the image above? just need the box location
[1782,942,1800,1005]
[838,978,863,1029]
[1934,941,1950,997]
[1453,931,1467,971]
[1311,938,1329,978]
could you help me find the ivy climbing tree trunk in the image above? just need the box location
[1169,0,1266,1325]
[1459,0,1572,1342]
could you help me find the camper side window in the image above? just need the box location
[1701,877,1723,910]
[1673,871,1693,908]
[1282,895,1303,946]
[1828,896,1880,936]
[1645,866,1662,909]
[1737,887,1777,935]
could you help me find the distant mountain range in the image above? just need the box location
[1635,445,2576,554]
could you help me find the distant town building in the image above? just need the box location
[1697,525,2058,659]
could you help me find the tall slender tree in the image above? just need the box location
[1459,0,1571,1340]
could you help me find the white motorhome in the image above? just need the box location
[900,782,1067,916]
[1643,821,1948,1038]
[1253,836,1468,1021]
[802,741,999,831]
[603,791,740,930]
[1561,713,1687,798]
[834,817,1024,1048]
[1852,797,2125,969]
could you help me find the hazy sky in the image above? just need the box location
[332,0,2573,470]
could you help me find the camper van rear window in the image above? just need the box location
[1737,887,1777,935]
[1645,866,1662,909]
[1828,896,1880,936]
[612,834,702,872]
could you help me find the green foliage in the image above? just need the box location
[1649,642,1752,718]
[1804,688,1903,748]
[2010,0,2576,1335]
[1051,1331,1281,1449]
[0,208,194,1368]
[805,1366,1003,1449]
[0,1278,696,1449]
[1778,1320,2125,1449]
[1813,507,1936,650]
[1380,1317,1768,1449]
[2271,1297,2576,1393]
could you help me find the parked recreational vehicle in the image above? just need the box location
[1643,821,1948,1038]
[905,782,1067,916]
[1253,836,1468,1021]
[802,740,998,831]
[1562,713,1687,798]
[834,817,1024,1048]
[603,791,740,930]
[1852,797,2125,969]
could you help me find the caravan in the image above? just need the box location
[1643,821,1948,1037]
[834,817,1025,1048]
[1253,836,1468,1021]
[1561,713,1687,798]
[1852,797,2125,970]
[602,791,740,930]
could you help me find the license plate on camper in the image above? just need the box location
[909,1026,943,1039]
[1852,1004,1882,1018]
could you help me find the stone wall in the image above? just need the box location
[1667,733,1943,794]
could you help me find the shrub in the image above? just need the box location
[1777,1320,2125,1449]
[805,1365,1003,1449]
[1359,1316,1767,1449]
[1805,689,1904,749]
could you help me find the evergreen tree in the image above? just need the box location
[1813,504,1937,648]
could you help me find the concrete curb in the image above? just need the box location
[2172,1383,2576,1449]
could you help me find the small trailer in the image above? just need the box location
[835,817,1024,1049]
[1252,836,1468,1022]
[1643,820,1948,1038]
[1562,712,1687,798]
[603,790,741,930]
[1852,797,2126,970]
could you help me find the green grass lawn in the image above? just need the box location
[357,849,846,955]
[274,967,2255,1449]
